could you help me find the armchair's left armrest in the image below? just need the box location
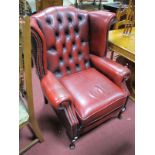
[90,54,131,85]
[41,71,79,138]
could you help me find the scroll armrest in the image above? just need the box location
[41,71,79,138]
[90,54,131,85]
[41,71,73,110]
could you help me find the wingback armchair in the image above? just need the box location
[30,6,130,148]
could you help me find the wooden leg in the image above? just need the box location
[44,96,48,104]
[110,51,114,60]
[118,97,129,119]
[69,136,78,150]
[75,0,78,8]
[31,57,34,68]
[23,15,44,144]
[69,141,75,150]
[21,89,27,97]
[127,66,135,100]
[98,0,102,10]
[29,120,44,142]
[93,0,96,5]
[116,56,135,100]
[118,107,126,119]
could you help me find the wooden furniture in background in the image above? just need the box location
[108,1,135,99]
[19,0,32,15]
[36,0,63,11]
[108,27,135,100]
[109,28,135,62]
[110,0,134,59]
[116,0,135,33]
[19,16,44,154]
[78,0,109,10]
[103,1,128,12]
[114,2,134,29]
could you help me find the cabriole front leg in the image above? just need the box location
[69,136,78,150]
[44,96,48,104]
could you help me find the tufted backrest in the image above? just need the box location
[31,6,90,79]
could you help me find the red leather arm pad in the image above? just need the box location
[41,71,73,109]
[90,54,131,85]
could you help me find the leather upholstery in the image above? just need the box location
[31,7,90,79]
[89,11,116,57]
[41,71,73,109]
[60,68,126,126]
[90,54,131,87]
[41,70,79,138]
[30,6,130,140]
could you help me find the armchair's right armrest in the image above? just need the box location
[41,71,73,110]
[90,54,131,86]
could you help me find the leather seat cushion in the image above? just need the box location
[59,68,127,126]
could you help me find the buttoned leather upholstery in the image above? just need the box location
[31,6,130,140]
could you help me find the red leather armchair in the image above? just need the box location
[30,6,130,148]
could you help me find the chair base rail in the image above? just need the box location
[20,138,39,155]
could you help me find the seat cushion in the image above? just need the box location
[59,68,127,126]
